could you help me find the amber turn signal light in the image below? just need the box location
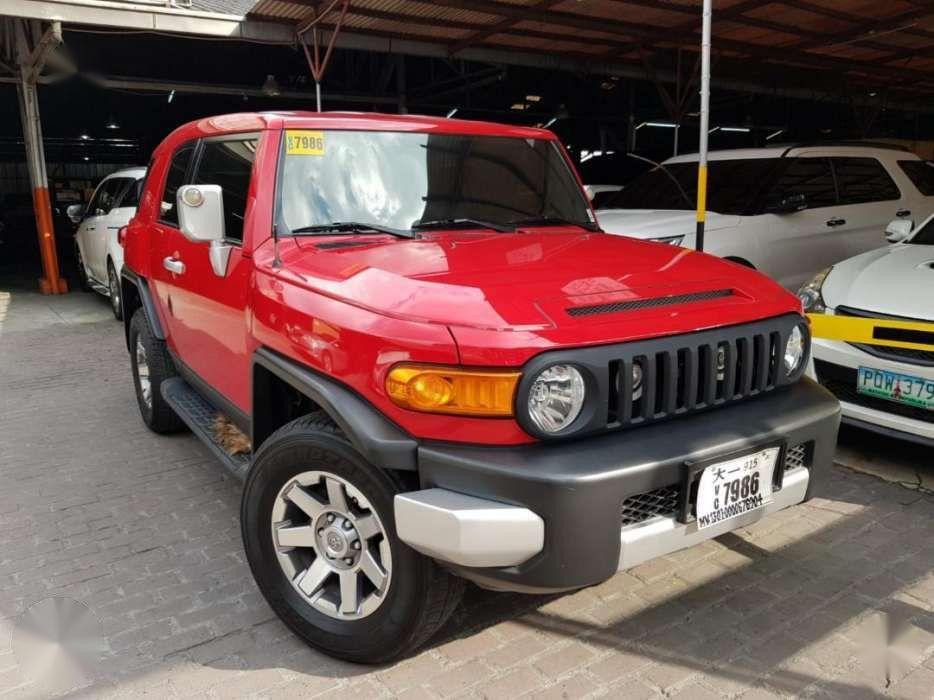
[386,364,521,417]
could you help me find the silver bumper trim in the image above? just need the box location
[618,467,810,571]
[394,488,544,568]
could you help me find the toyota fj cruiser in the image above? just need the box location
[121,112,840,663]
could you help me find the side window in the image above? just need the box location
[898,160,934,196]
[192,138,258,244]
[87,178,124,216]
[117,178,143,209]
[764,158,836,211]
[160,143,196,227]
[832,158,900,204]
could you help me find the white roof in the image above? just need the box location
[665,145,920,164]
[103,166,147,181]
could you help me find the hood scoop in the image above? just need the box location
[314,240,372,250]
[567,288,734,317]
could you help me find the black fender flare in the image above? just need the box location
[120,268,165,351]
[252,347,418,471]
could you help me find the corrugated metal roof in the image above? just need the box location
[245,0,934,96]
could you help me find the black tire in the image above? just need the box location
[129,309,185,434]
[108,260,123,321]
[74,242,91,292]
[241,412,464,664]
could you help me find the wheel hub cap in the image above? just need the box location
[135,337,151,408]
[271,471,392,620]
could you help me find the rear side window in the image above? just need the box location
[832,158,900,204]
[764,158,836,210]
[160,143,196,227]
[898,160,934,196]
[191,138,258,244]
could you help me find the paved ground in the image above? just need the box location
[1,288,933,699]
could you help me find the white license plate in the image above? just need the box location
[857,366,934,411]
[695,447,779,529]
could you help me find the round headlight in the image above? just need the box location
[527,364,585,434]
[784,325,806,375]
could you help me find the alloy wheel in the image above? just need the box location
[271,470,392,620]
[109,266,120,315]
[135,337,152,408]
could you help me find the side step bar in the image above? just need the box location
[160,377,251,481]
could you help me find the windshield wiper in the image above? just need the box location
[508,215,599,231]
[291,221,418,239]
[412,217,515,233]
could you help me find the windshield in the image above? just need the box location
[910,216,934,245]
[604,158,778,215]
[276,130,593,234]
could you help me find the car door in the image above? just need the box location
[104,177,142,272]
[154,134,259,413]
[78,177,121,281]
[760,157,842,291]
[829,157,903,259]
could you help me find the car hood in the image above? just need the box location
[824,243,934,320]
[596,209,741,239]
[273,228,797,345]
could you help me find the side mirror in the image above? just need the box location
[885,218,913,243]
[772,193,808,214]
[583,185,595,202]
[66,203,83,224]
[177,184,231,277]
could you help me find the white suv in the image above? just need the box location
[69,167,146,319]
[597,144,934,291]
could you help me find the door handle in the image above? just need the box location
[897,209,911,218]
[163,257,185,275]
[825,218,846,228]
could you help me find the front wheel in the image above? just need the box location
[129,310,185,434]
[74,242,91,292]
[241,413,463,663]
[108,261,122,320]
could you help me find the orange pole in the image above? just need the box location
[32,187,65,294]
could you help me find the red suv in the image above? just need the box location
[121,112,840,663]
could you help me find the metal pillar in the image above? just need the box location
[695,0,712,253]
[12,20,66,294]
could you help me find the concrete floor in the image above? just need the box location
[1,289,933,699]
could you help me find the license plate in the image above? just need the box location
[695,447,778,530]
[857,366,934,411]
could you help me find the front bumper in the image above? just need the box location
[395,378,840,593]
[808,338,934,446]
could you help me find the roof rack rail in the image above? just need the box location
[780,140,913,157]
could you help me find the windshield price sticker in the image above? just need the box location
[286,131,325,156]
[695,447,778,529]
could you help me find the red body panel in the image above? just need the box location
[124,112,804,445]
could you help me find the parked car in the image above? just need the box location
[803,215,934,446]
[70,167,146,319]
[584,183,623,209]
[597,144,934,291]
[120,112,839,663]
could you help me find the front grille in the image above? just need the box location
[568,289,733,317]
[620,442,811,526]
[836,306,934,367]
[814,359,934,424]
[607,328,783,429]
[621,485,680,526]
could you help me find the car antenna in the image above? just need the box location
[626,152,694,210]
[272,221,283,268]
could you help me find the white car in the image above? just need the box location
[597,144,934,291]
[70,167,146,319]
[802,216,934,446]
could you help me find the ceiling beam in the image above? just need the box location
[447,0,565,54]
[789,4,934,50]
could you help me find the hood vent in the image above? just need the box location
[314,240,371,250]
[567,289,733,317]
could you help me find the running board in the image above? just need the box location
[160,377,251,481]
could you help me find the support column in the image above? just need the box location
[17,71,66,294]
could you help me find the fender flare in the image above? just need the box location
[120,268,165,350]
[252,347,418,471]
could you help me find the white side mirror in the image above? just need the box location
[885,218,913,243]
[66,203,83,224]
[584,185,595,202]
[177,184,231,276]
